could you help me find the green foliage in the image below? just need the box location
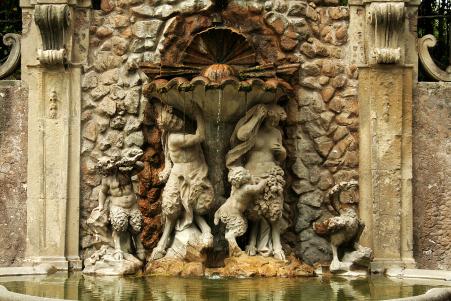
[0,0,21,78]
[418,0,451,81]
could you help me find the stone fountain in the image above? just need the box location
[137,27,312,275]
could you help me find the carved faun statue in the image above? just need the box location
[83,148,145,275]
[150,104,214,261]
[226,103,287,260]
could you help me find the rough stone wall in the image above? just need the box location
[80,0,358,265]
[0,81,28,266]
[413,82,451,270]
[285,5,359,265]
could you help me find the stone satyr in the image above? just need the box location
[83,148,145,275]
[150,104,214,261]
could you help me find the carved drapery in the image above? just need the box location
[34,4,71,65]
[418,35,451,82]
[0,33,21,79]
[368,2,405,64]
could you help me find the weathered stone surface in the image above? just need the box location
[83,120,99,141]
[91,85,110,101]
[295,204,321,232]
[82,71,99,90]
[205,255,314,277]
[313,136,334,157]
[97,97,117,116]
[0,82,27,267]
[299,190,323,208]
[296,229,331,265]
[292,158,309,179]
[132,20,162,39]
[292,179,314,195]
[147,258,205,277]
[413,82,451,270]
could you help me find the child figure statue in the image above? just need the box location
[214,167,267,257]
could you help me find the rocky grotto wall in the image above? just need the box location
[413,82,451,270]
[0,81,28,267]
[79,0,359,265]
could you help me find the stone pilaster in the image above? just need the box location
[21,0,90,270]
[350,0,419,271]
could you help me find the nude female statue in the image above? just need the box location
[150,104,214,260]
[226,103,287,260]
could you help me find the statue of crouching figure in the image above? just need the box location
[313,180,373,275]
[83,148,146,275]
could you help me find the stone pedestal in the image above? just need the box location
[359,66,415,271]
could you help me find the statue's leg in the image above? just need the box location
[110,206,128,260]
[194,214,213,247]
[271,220,285,261]
[150,217,176,260]
[329,244,340,272]
[225,231,242,257]
[133,234,145,261]
[112,230,124,260]
[245,221,258,256]
[257,219,272,257]
[130,207,145,260]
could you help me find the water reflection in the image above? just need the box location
[0,273,447,301]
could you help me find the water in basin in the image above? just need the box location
[1,273,447,301]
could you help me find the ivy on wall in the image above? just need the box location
[0,0,21,79]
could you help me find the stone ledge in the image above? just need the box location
[0,285,74,301]
[0,264,57,277]
[388,288,451,301]
[387,268,451,281]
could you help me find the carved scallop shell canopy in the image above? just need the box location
[182,27,257,73]
[143,27,294,122]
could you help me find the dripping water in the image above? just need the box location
[183,91,186,139]
[216,89,223,159]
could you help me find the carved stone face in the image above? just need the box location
[156,105,184,131]
[266,104,287,126]
[96,156,117,175]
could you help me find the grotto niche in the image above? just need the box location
[81,0,369,277]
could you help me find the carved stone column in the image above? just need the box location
[21,0,90,270]
[349,0,419,271]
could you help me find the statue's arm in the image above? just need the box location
[236,105,266,141]
[246,179,267,194]
[97,179,109,210]
[171,108,205,148]
[274,131,286,162]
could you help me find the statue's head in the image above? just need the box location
[265,104,287,126]
[228,167,252,188]
[96,156,118,175]
[156,105,184,131]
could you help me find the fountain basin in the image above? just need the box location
[143,76,292,122]
[1,273,450,301]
